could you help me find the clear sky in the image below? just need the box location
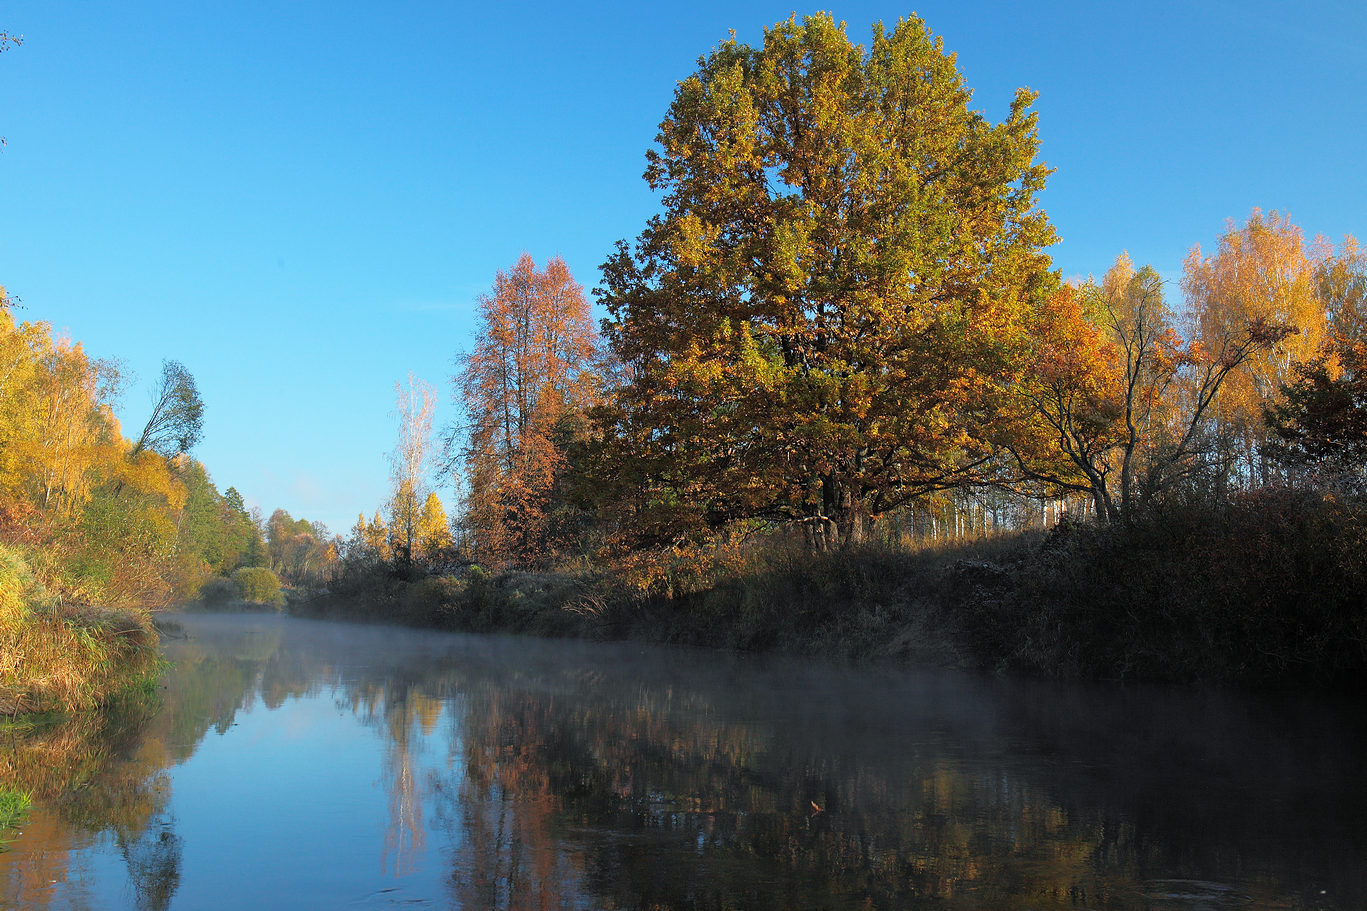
[2,1,1363,535]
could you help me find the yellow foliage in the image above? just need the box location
[0,290,201,606]
[415,492,452,563]
[119,450,189,511]
[365,511,391,560]
[1185,209,1328,446]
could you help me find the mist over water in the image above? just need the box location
[3,611,1364,909]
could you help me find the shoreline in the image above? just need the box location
[291,491,1367,691]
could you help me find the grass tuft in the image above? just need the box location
[0,787,32,852]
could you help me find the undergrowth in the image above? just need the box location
[1,544,161,715]
[303,488,1367,689]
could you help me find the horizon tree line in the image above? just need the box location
[357,14,1366,578]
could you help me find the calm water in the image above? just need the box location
[2,612,1364,910]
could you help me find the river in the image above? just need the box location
[2,611,1363,909]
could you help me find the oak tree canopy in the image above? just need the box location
[597,13,1057,547]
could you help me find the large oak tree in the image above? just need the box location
[596,14,1056,548]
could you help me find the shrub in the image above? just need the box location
[231,567,284,606]
[984,490,1367,685]
[198,575,237,605]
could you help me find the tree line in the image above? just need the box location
[341,14,1363,589]
[0,288,348,606]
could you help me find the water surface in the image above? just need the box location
[2,612,1363,909]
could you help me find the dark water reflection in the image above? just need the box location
[2,612,1364,909]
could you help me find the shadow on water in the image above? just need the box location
[3,611,1365,909]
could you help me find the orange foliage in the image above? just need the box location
[456,255,599,566]
[1184,209,1327,468]
[1006,252,1293,520]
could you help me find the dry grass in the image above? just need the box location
[1,545,160,715]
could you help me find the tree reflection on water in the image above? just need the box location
[3,613,1364,910]
[1,621,281,907]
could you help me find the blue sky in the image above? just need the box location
[2,1,1363,535]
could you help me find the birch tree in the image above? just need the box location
[389,373,437,567]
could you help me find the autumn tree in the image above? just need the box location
[415,492,453,565]
[262,508,338,587]
[1183,210,1326,483]
[1001,279,1133,519]
[1267,238,1367,476]
[363,511,391,561]
[343,511,393,567]
[388,373,437,568]
[1266,341,1367,475]
[132,360,204,458]
[453,254,599,565]
[595,14,1056,549]
[1318,235,1367,345]
[1,297,120,514]
[0,296,54,505]
[1006,254,1294,521]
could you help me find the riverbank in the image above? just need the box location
[0,545,161,716]
[298,488,1367,689]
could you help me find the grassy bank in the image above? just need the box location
[302,489,1367,689]
[0,545,161,716]
[974,487,1367,686]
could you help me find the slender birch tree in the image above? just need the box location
[389,373,437,567]
[1184,210,1327,483]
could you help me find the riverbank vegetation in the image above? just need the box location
[310,486,1367,688]
[314,15,1367,689]
[0,787,29,850]
[0,288,324,712]
[0,279,347,709]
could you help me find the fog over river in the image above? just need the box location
[2,612,1364,909]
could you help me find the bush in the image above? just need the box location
[0,543,161,714]
[198,575,237,605]
[231,567,284,606]
[970,490,1367,686]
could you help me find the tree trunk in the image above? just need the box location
[1090,481,1115,525]
[809,474,875,550]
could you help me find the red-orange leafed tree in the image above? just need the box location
[454,255,599,565]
